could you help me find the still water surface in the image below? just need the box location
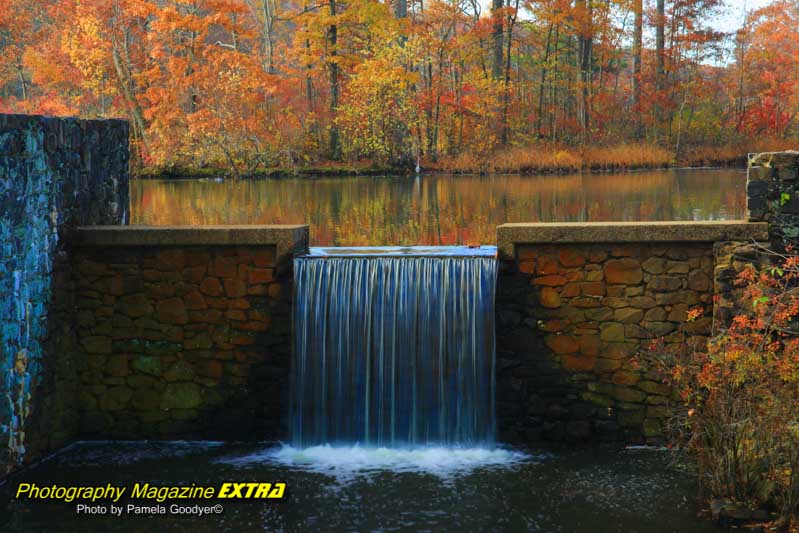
[130,168,746,246]
[0,442,716,532]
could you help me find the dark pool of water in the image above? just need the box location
[0,442,717,532]
[129,168,747,246]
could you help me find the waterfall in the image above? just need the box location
[291,247,498,448]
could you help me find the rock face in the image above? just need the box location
[73,244,294,440]
[747,151,799,247]
[496,242,718,445]
[0,114,128,473]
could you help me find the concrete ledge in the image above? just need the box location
[496,221,768,259]
[70,225,309,259]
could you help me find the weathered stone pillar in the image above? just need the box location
[0,114,129,473]
[747,151,799,246]
[712,151,799,332]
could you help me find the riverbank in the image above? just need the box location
[131,141,795,179]
[430,142,787,175]
[134,162,401,180]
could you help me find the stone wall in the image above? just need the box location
[747,151,799,246]
[495,222,768,445]
[0,114,128,473]
[69,226,308,440]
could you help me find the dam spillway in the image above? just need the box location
[290,246,498,448]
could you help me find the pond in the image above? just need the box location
[130,168,747,246]
[0,442,716,532]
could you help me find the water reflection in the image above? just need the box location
[130,168,746,246]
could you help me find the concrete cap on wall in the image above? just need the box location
[69,225,310,261]
[496,221,769,260]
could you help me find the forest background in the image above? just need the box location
[1,0,797,175]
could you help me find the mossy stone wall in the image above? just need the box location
[72,244,294,439]
[0,114,128,473]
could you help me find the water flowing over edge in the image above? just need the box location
[290,251,498,448]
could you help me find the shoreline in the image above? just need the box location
[133,159,747,180]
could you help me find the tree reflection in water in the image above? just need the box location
[130,169,746,246]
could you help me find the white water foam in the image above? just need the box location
[217,444,538,481]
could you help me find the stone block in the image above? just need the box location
[746,179,768,197]
[199,277,224,296]
[688,270,711,291]
[612,371,641,386]
[545,334,579,354]
[641,257,666,274]
[581,392,613,407]
[252,249,276,267]
[156,297,188,325]
[585,307,613,321]
[614,308,643,323]
[577,335,601,356]
[82,336,112,354]
[533,275,569,286]
[223,278,248,298]
[248,268,274,284]
[213,257,238,278]
[648,275,682,292]
[535,256,559,275]
[539,287,560,308]
[132,355,162,377]
[603,342,637,359]
[99,387,133,411]
[164,361,195,382]
[604,259,643,285]
[161,383,203,409]
[644,307,667,321]
[600,322,625,342]
[116,293,153,317]
[558,249,586,267]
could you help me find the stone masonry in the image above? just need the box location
[495,222,767,445]
[71,226,308,440]
[0,114,128,473]
[747,151,799,246]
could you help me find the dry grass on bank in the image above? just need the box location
[682,138,799,167]
[434,143,675,175]
[433,139,799,175]
[584,144,674,171]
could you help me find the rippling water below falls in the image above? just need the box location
[0,442,717,532]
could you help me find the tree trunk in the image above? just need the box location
[328,0,341,160]
[16,66,27,101]
[261,0,275,72]
[536,24,553,138]
[633,0,643,139]
[306,38,314,112]
[491,0,504,80]
[394,0,407,19]
[577,0,592,139]
[500,0,519,145]
[111,39,149,157]
[655,0,665,141]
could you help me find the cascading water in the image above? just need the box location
[290,246,498,448]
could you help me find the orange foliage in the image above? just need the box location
[0,0,798,172]
[653,252,799,527]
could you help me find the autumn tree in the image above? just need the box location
[1,0,796,171]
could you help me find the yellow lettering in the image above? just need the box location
[253,484,271,498]
[15,483,31,498]
[268,484,285,499]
